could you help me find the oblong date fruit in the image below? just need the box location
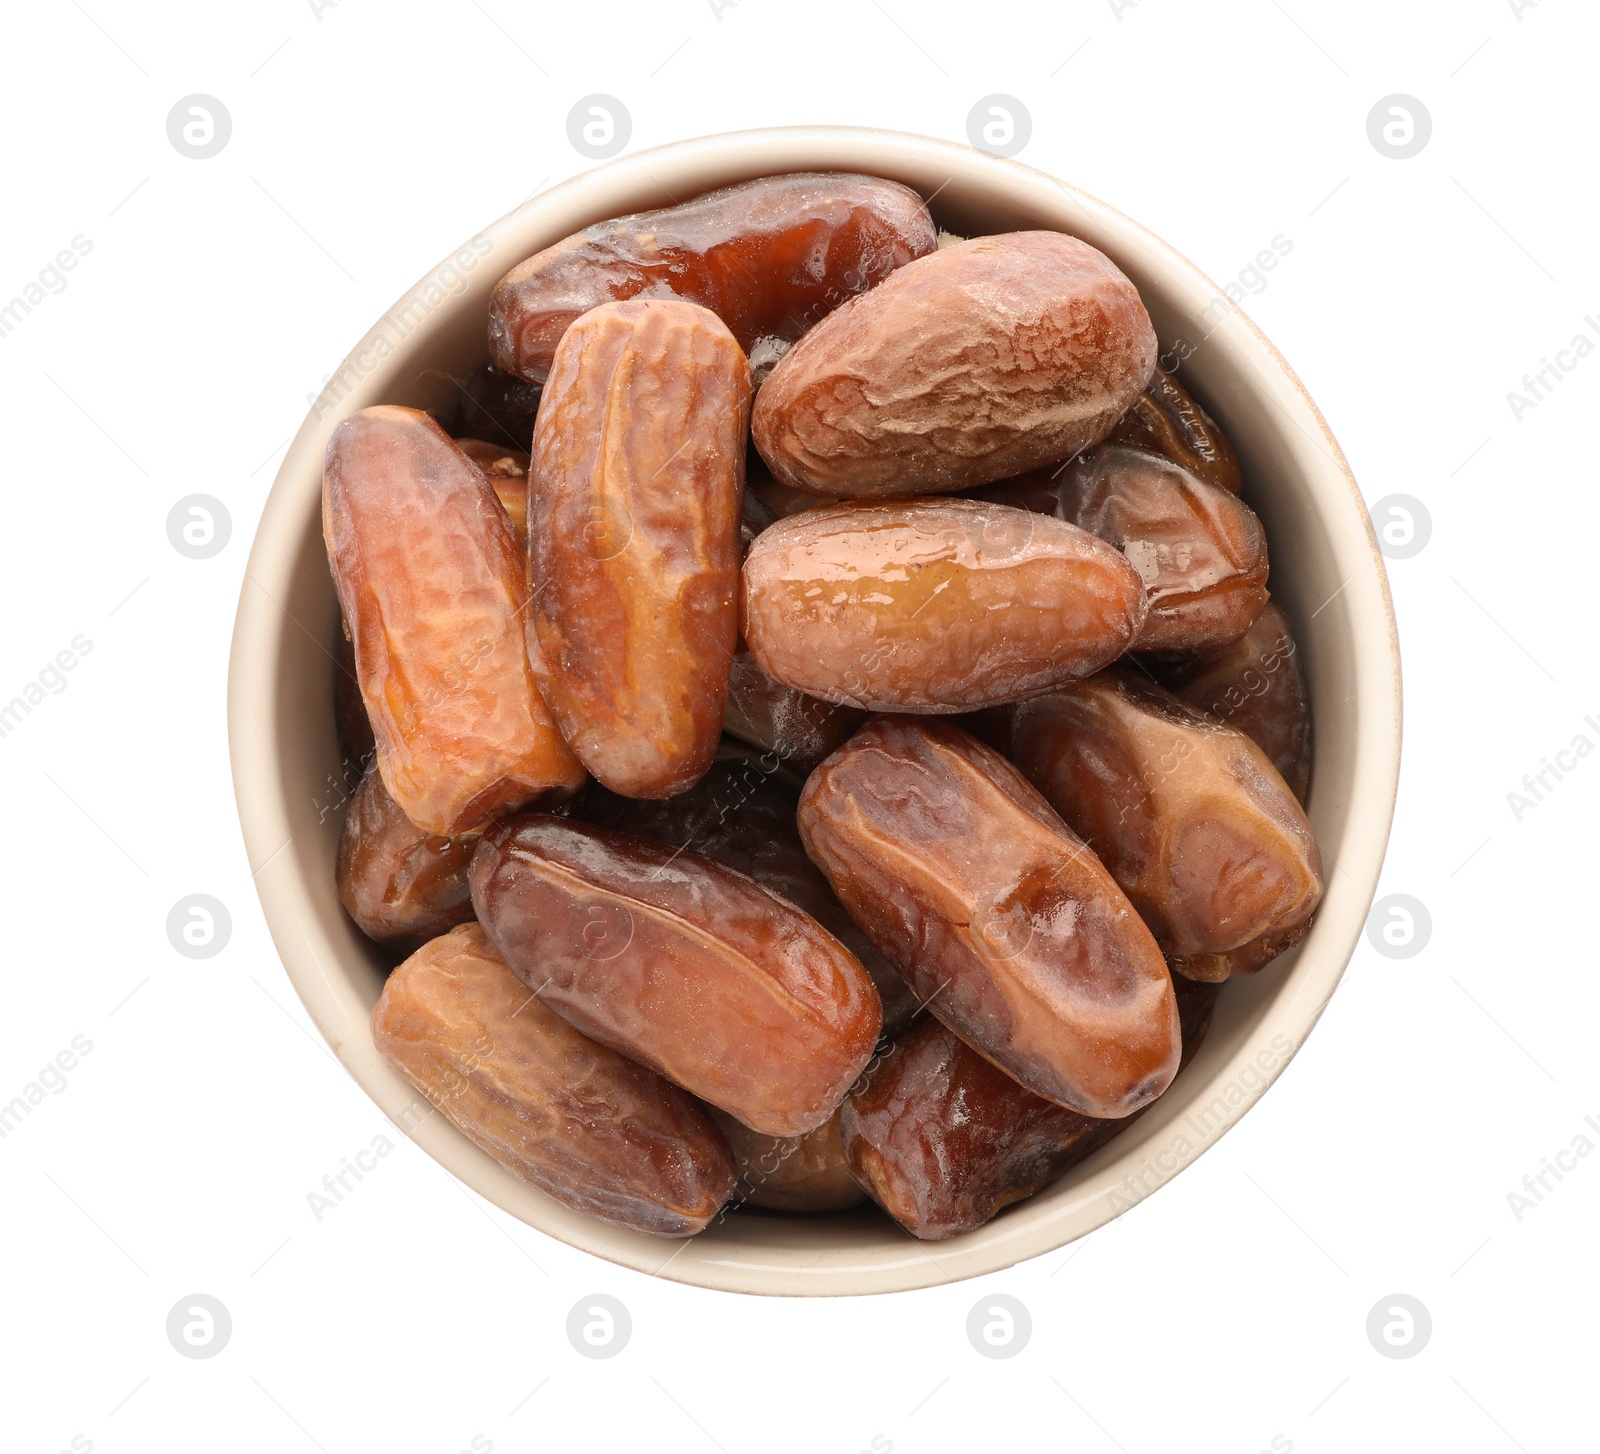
[371,923,736,1237]
[469,814,881,1136]
[530,299,750,798]
[842,1019,1103,1239]
[707,1105,866,1214]
[1105,365,1242,493]
[1011,670,1323,965]
[576,757,920,1036]
[489,172,935,385]
[797,717,1179,1118]
[842,971,1223,1239]
[741,497,1146,711]
[1155,601,1312,804]
[323,406,584,835]
[337,762,476,950]
[752,231,1157,497]
[979,444,1268,654]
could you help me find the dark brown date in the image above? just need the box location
[469,814,882,1135]
[371,923,736,1237]
[1155,601,1311,803]
[978,444,1268,654]
[1104,365,1242,493]
[1010,670,1322,971]
[337,762,476,950]
[797,717,1179,1118]
[842,972,1222,1239]
[438,361,540,451]
[707,1105,866,1213]
[489,172,936,384]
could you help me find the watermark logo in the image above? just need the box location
[167,495,231,559]
[566,1294,630,1358]
[966,1294,1031,1358]
[1365,1294,1431,1359]
[167,895,232,959]
[966,96,1031,158]
[166,95,232,160]
[567,96,630,160]
[166,1294,232,1359]
[1365,894,1430,959]
[1366,95,1431,160]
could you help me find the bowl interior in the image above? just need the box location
[229,127,1400,1296]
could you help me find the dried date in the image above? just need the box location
[797,717,1179,1118]
[752,231,1157,497]
[371,923,737,1237]
[741,498,1145,711]
[1010,670,1322,970]
[529,299,750,798]
[323,406,584,834]
[489,172,935,384]
[1105,365,1242,493]
[337,762,476,950]
[707,1105,866,1213]
[469,814,882,1135]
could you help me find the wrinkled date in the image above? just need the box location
[741,498,1146,711]
[577,756,920,1036]
[529,299,750,798]
[371,923,736,1237]
[842,973,1223,1239]
[323,406,584,834]
[1157,601,1312,803]
[456,438,531,545]
[1105,366,1242,493]
[978,444,1269,654]
[1010,670,1323,973]
[489,172,936,384]
[798,717,1179,1118]
[752,231,1157,497]
[337,763,476,950]
[842,1019,1103,1239]
[707,1105,866,1213]
[469,814,881,1135]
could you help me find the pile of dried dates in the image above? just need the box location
[324,172,1322,1242]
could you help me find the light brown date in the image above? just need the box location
[978,444,1269,654]
[752,231,1157,497]
[707,1105,866,1213]
[1105,365,1242,493]
[1155,601,1311,804]
[489,172,935,384]
[842,973,1222,1239]
[1010,670,1323,969]
[323,406,584,835]
[456,437,530,544]
[370,923,736,1237]
[337,762,476,950]
[469,813,882,1135]
[741,498,1146,711]
[529,299,750,798]
[797,717,1180,1118]
[576,756,920,1036]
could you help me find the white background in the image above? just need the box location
[1,1,1595,1450]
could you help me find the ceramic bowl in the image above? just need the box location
[228,126,1401,1296]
